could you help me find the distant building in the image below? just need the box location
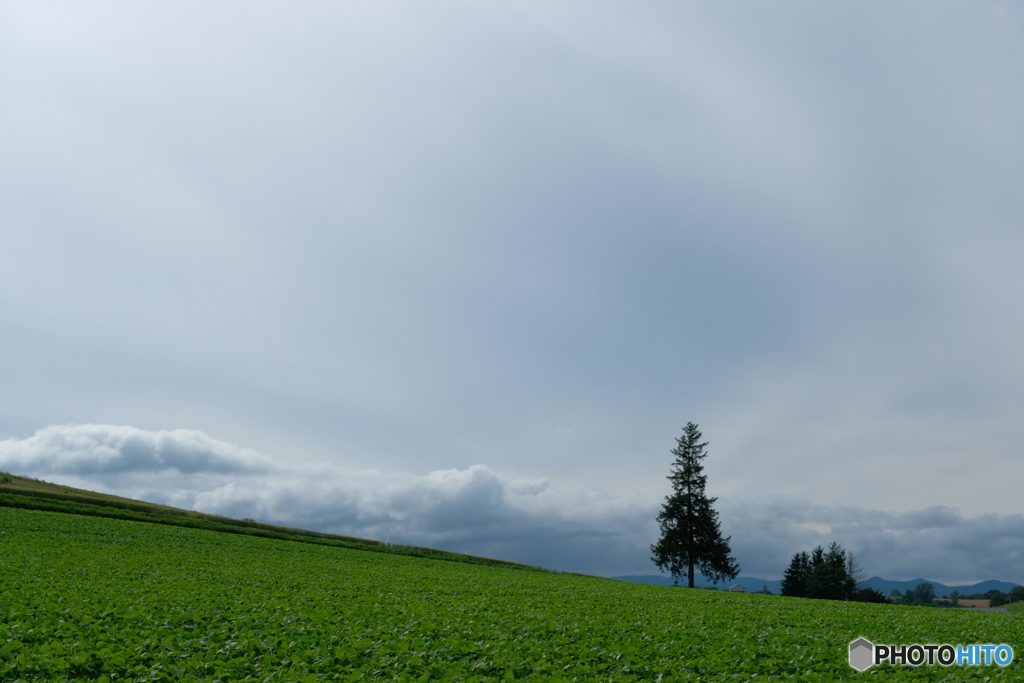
[728,584,745,593]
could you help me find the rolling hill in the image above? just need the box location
[0,470,540,571]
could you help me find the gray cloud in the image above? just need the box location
[1,3,1024,588]
[0,424,273,475]
[3,425,1022,584]
[0,425,659,575]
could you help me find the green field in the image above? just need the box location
[2,507,1022,681]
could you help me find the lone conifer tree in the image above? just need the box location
[651,422,739,587]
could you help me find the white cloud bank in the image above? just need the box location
[2,424,1022,584]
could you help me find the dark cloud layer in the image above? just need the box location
[3,425,1021,583]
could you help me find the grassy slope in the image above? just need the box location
[2,507,1022,682]
[0,471,191,509]
[0,471,541,571]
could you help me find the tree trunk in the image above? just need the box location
[688,560,694,588]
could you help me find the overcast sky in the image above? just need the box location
[2,1,1023,584]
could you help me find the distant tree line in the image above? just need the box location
[780,542,885,603]
[780,542,1024,608]
[889,584,1024,608]
[940,586,1024,608]
[888,583,938,606]
[973,586,1024,607]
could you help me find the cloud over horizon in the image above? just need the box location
[3,424,1021,585]
[3,2,1024,524]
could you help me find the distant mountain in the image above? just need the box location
[614,575,782,594]
[856,577,1021,598]
[616,575,1021,598]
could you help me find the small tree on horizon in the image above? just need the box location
[850,587,888,603]
[913,582,935,605]
[780,551,812,597]
[651,422,739,588]
[805,542,855,600]
[846,551,864,585]
[782,542,858,601]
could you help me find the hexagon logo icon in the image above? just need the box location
[849,638,874,671]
